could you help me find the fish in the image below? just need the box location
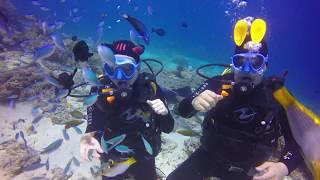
[32,114,44,124]
[162,86,193,104]
[31,1,40,6]
[64,120,84,129]
[7,94,18,99]
[116,19,121,23]
[23,161,47,171]
[82,67,100,86]
[105,134,127,152]
[72,126,83,134]
[56,89,69,99]
[44,74,64,88]
[26,125,37,136]
[45,158,49,171]
[100,135,109,153]
[181,23,188,28]
[141,135,153,155]
[41,21,48,35]
[62,129,70,141]
[70,110,83,119]
[83,94,99,107]
[152,28,166,36]
[41,138,63,154]
[33,44,56,61]
[72,156,80,166]
[63,158,73,174]
[176,129,200,137]
[15,132,19,140]
[51,34,66,51]
[32,106,41,117]
[40,7,50,11]
[122,13,150,45]
[19,131,28,147]
[115,145,134,154]
[98,157,136,177]
[97,45,115,63]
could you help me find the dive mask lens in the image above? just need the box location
[232,53,266,72]
[118,63,136,77]
[104,63,114,76]
[251,54,265,70]
[232,55,246,69]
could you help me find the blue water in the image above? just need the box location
[12,0,320,113]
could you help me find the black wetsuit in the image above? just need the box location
[167,73,303,180]
[85,73,174,180]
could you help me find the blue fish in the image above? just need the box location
[32,106,41,116]
[100,135,109,153]
[104,134,127,152]
[122,14,150,45]
[62,129,70,141]
[115,145,134,154]
[141,135,153,155]
[32,114,44,124]
[82,67,100,86]
[7,94,18,99]
[83,94,98,106]
[33,44,55,61]
[97,45,115,63]
[26,95,41,102]
[63,158,73,174]
[72,126,83,135]
[23,162,47,171]
[45,158,49,171]
[15,132,19,140]
[41,138,63,154]
[19,131,28,147]
[51,34,66,51]
[72,156,80,166]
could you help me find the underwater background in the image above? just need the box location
[0,0,319,179]
[12,0,320,112]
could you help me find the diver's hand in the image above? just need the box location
[192,90,223,112]
[253,162,289,180]
[80,132,104,162]
[147,99,168,116]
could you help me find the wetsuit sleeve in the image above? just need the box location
[154,85,174,133]
[278,107,303,173]
[85,103,106,133]
[178,77,222,118]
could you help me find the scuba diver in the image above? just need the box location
[75,40,174,180]
[167,18,304,180]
